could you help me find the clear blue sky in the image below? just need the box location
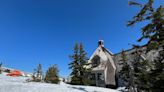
[0,0,163,77]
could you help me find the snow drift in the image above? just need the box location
[0,74,119,92]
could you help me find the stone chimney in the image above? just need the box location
[98,40,104,47]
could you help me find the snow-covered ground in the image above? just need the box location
[0,74,119,92]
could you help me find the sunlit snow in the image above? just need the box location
[0,74,119,92]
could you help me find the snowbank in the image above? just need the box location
[0,74,119,92]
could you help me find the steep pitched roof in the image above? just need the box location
[88,45,116,70]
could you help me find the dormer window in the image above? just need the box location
[92,55,100,67]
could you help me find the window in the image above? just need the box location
[97,73,104,80]
[90,73,96,80]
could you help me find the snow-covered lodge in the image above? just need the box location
[88,40,159,88]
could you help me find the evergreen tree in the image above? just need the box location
[119,50,135,92]
[69,43,91,85]
[79,43,91,85]
[0,62,2,74]
[128,0,164,49]
[148,50,164,91]
[128,0,164,91]
[119,49,151,92]
[69,43,81,85]
[44,65,59,84]
[131,48,150,92]
[32,64,43,82]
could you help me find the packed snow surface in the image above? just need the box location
[0,74,119,92]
